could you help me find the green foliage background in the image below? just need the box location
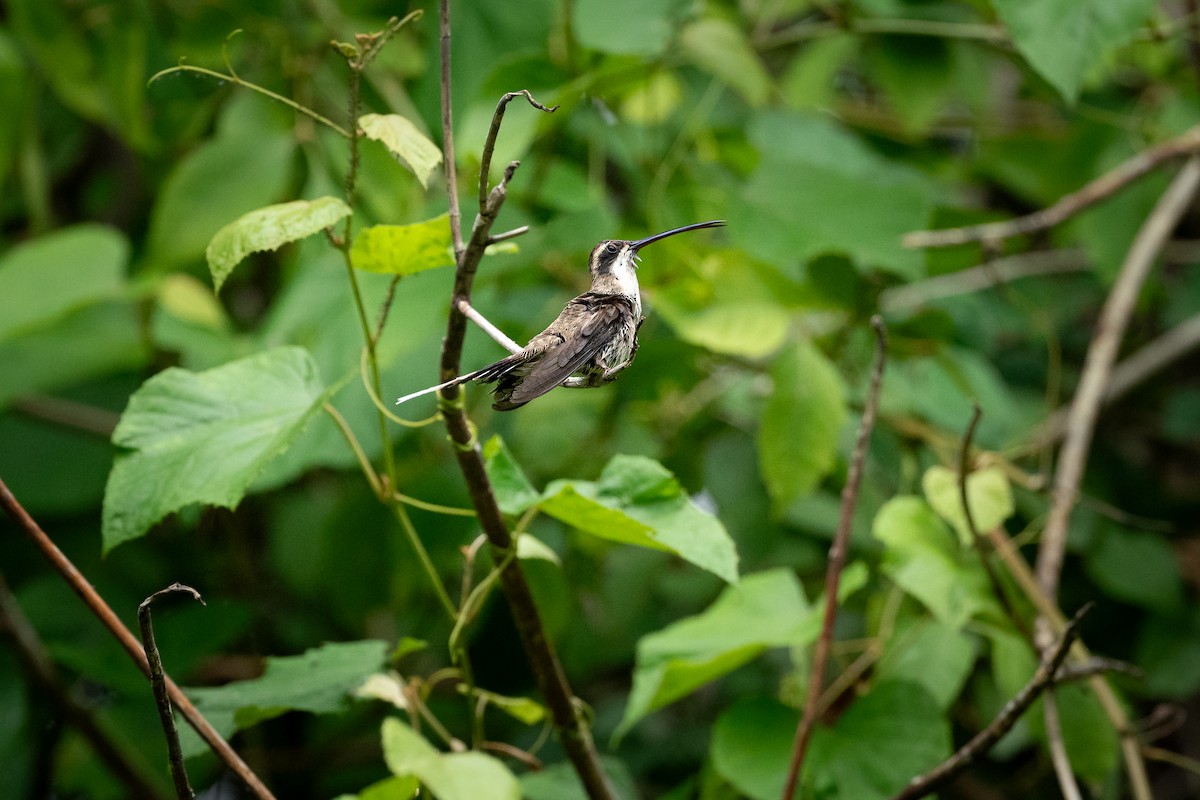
[2,0,1199,798]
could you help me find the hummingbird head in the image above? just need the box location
[587,220,725,295]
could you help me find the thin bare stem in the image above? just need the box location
[905,127,1200,249]
[392,503,458,621]
[455,298,522,354]
[488,225,530,244]
[0,478,276,800]
[148,64,350,137]
[888,606,1091,800]
[1043,694,1085,800]
[139,584,204,800]
[782,317,888,800]
[478,91,558,208]
[359,347,442,428]
[324,402,382,497]
[1037,158,1200,605]
[392,491,476,517]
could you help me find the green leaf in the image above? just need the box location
[616,566,867,738]
[991,0,1156,102]
[521,759,638,800]
[730,112,936,278]
[875,619,979,710]
[710,697,797,800]
[463,687,546,725]
[922,465,1014,546]
[350,215,455,275]
[1085,522,1183,612]
[654,298,790,359]
[352,775,422,800]
[573,0,681,55]
[205,197,352,292]
[102,347,328,552]
[382,719,519,800]
[807,681,951,799]
[758,340,847,507]
[482,435,541,515]
[679,17,770,107]
[0,225,128,344]
[620,71,683,124]
[358,113,443,189]
[541,454,739,583]
[181,640,388,758]
[872,496,1000,628]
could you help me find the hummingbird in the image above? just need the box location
[396,220,724,411]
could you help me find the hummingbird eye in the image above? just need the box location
[605,242,619,255]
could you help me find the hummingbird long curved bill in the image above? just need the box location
[396,220,725,411]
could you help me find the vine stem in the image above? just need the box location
[781,317,887,800]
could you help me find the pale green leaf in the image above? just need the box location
[541,454,739,583]
[654,298,789,359]
[102,347,328,552]
[872,496,1001,628]
[483,435,541,515]
[680,17,770,107]
[180,640,388,758]
[617,565,867,738]
[359,113,443,189]
[991,0,1156,102]
[758,339,847,507]
[382,719,520,800]
[620,71,683,124]
[0,225,128,343]
[206,197,352,292]
[922,465,1015,546]
[350,215,455,275]
[875,619,979,710]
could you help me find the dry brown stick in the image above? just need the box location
[0,477,277,800]
[0,569,166,800]
[434,4,613,798]
[1043,693,1085,800]
[781,317,888,800]
[139,584,204,800]
[888,606,1090,800]
[904,126,1200,249]
[1036,158,1200,605]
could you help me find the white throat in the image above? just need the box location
[611,253,642,317]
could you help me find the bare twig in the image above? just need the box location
[455,298,522,354]
[0,570,165,800]
[1037,158,1200,606]
[434,4,612,797]
[478,91,557,209]
[0,477,277,800]
[488,225,530,244]
[782,317,888,800]
[1043,694,1085,800]
[139,584,204,800]
[888,606,1091,800]
[904,126,1200,249]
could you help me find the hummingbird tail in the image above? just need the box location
[394,357,521,406]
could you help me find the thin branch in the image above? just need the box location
[0,477,277,800]
[782,317,888,800]
[10,394,121,438]
[488,225,530,244]
[139,584,204,800]
[904,125,1200,249]
[435,4,612,796]
[454,298,522,354]
[1043,693,1085,800]
[0,570,165,800]
[148,64,350,138]
[888,606,1091,800]
[478,91,558,209]
[324,402,383,497]
[1036,158,1200,605]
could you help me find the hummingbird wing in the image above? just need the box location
[489,294,636,410]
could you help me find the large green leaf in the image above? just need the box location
[573,0,682,56]
[875,619,979,710]
[102,347,328,552]
[181,640,388,758]
[350,215,455,275]
[806,681,951,799]
[381,719,519,800]
[730,112,937,278]
[758,339,847,507]
[359,113,443,189]
[541,454,739,583]
[482,435,541,515]
[710,697,797,800]
[991,0,1156,102]
[679,17,770,107]
[206,197,351,292]
[0,225,128,344]
[616,565,867,737]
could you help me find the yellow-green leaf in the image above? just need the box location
[350,215,455,275]
[922,465,1014,546]
[359,113,443,189]
[205,197,351,292]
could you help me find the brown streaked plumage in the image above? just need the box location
[396,220,725,410]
